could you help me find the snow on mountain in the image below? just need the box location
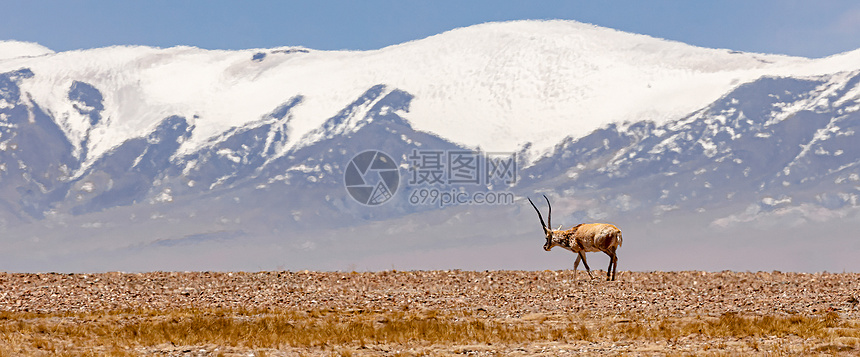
[519,68,860,227]
[4,20,857,172]
[0,40,54,60]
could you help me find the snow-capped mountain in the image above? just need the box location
[5,20,856,168]
[521,71,860,219]
[1,20,859,272]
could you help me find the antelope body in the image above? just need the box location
[528,195,623,281]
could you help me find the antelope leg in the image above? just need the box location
[578,252,594,279]
[612,253,619,281]
[606,254,614,281]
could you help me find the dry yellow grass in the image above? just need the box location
[0,308,858,356]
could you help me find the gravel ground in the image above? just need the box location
[1,270,859,355]
[2,270,858,318]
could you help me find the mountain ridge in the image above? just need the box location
[4,20,852,169]
[1,20,860,271]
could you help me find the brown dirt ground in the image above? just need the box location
[1,270,859,356]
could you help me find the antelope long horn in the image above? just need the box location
[543,194,552,232]
[527,197,547,231]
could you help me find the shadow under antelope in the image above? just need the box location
[528,195,623,281]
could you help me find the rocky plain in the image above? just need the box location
[1,270,859,356]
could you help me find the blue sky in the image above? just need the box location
[3,1,860,58]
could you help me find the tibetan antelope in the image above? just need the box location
[528,195,623,281]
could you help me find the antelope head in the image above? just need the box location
[528,195,556,251]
